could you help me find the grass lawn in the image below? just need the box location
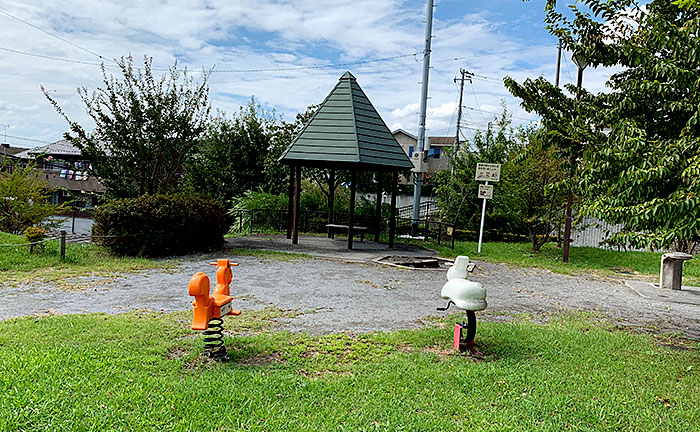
[0,232,171,285]
[1,310,698,431]
[427,241,700,285]
[225,247,312,262]
[0,231,312,286]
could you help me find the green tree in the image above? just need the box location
[186,99,282,205]
[500,134,568,251]
[45,56,211,198]
[0,162,64,234]
[511,0,700,252]
[434,107,517,229]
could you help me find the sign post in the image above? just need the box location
[475,163,501,253]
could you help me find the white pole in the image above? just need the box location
[477,181,488,253]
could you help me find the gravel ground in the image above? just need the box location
[3,248,699,339]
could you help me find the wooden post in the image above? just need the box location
[327,170,335,238]
[60,230,66,260]
[347,170,357,250]
[374,172,383,243]
[292,165,301,244]
[389,171,398,248]
[286,166,295,239]
[250,210,254,234]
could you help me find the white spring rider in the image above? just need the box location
[437,256,487,351]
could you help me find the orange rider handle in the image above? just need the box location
[189,272,212,330]
[211,260,241,315]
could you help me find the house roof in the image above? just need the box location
[13,140,82,159]
[392,128,417,140]
[280,71,413,171]
[0,144,30,156]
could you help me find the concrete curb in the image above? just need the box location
[625,280,700,306]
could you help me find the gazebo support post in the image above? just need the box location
[389,171,398,248]
[347,170,357,250]
[286,165,295,239]
[327,170,335,238]
[292,165,301,245]
[374,172,383,243]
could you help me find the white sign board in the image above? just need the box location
[478,184,494,200]
[475,163,501,182]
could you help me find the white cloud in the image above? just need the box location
[0,0,619,149]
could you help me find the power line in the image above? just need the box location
[0,41,557,77]
[0,88,73,92]
[4,134,53,144]
[462,105,536,122]
[469,81,487,123]
[430,43,556,65]
[210,53,419,73]
[0,45,106,67]
[0,8,106,60]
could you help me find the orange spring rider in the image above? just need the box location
[188,259,241,358]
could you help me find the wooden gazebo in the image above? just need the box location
[279,71,414,249]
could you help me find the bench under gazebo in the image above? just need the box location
[279,71,414,249]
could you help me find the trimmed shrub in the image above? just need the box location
[93,194,228,257]
[24,226,47,253]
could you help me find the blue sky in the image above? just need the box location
[0,0,613,149]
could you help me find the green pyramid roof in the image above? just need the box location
[280,72,414,171]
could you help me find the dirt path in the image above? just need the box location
[3,250,699,339]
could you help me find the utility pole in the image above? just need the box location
[555,40,562,88]
[411,0,435,237]
[452,69,470,174]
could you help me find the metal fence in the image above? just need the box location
[394,216,455,248]
[229,209,378,235]
[229,208,455,249]
[571,217,656,252]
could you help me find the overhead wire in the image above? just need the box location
[469,81,487,123]
[0,8,107,60]
[4,134,53,144]
[0,45,106,66]
[462,105,536,122]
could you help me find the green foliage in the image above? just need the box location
[23,226,46,243]
[516,0,700,252]
[500,135,567,251]
[434,106,528,235]
[92,194,227,257]
[0,162,63,234]
[24,226,46,253]
[230,190,288,211]
[45,56,211,198]
[1,311,699,431]
[186,99,284,204]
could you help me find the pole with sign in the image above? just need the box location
[475,163,501,253]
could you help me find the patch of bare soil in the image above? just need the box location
[422,343,496,363]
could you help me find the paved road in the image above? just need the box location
[3,239,699,339]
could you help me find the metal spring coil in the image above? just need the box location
[203,317,224,351]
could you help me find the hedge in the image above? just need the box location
[92,194,228,257]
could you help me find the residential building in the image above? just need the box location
[0,143,29,163]
[392,129,453,178]
[13,140,105,209]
